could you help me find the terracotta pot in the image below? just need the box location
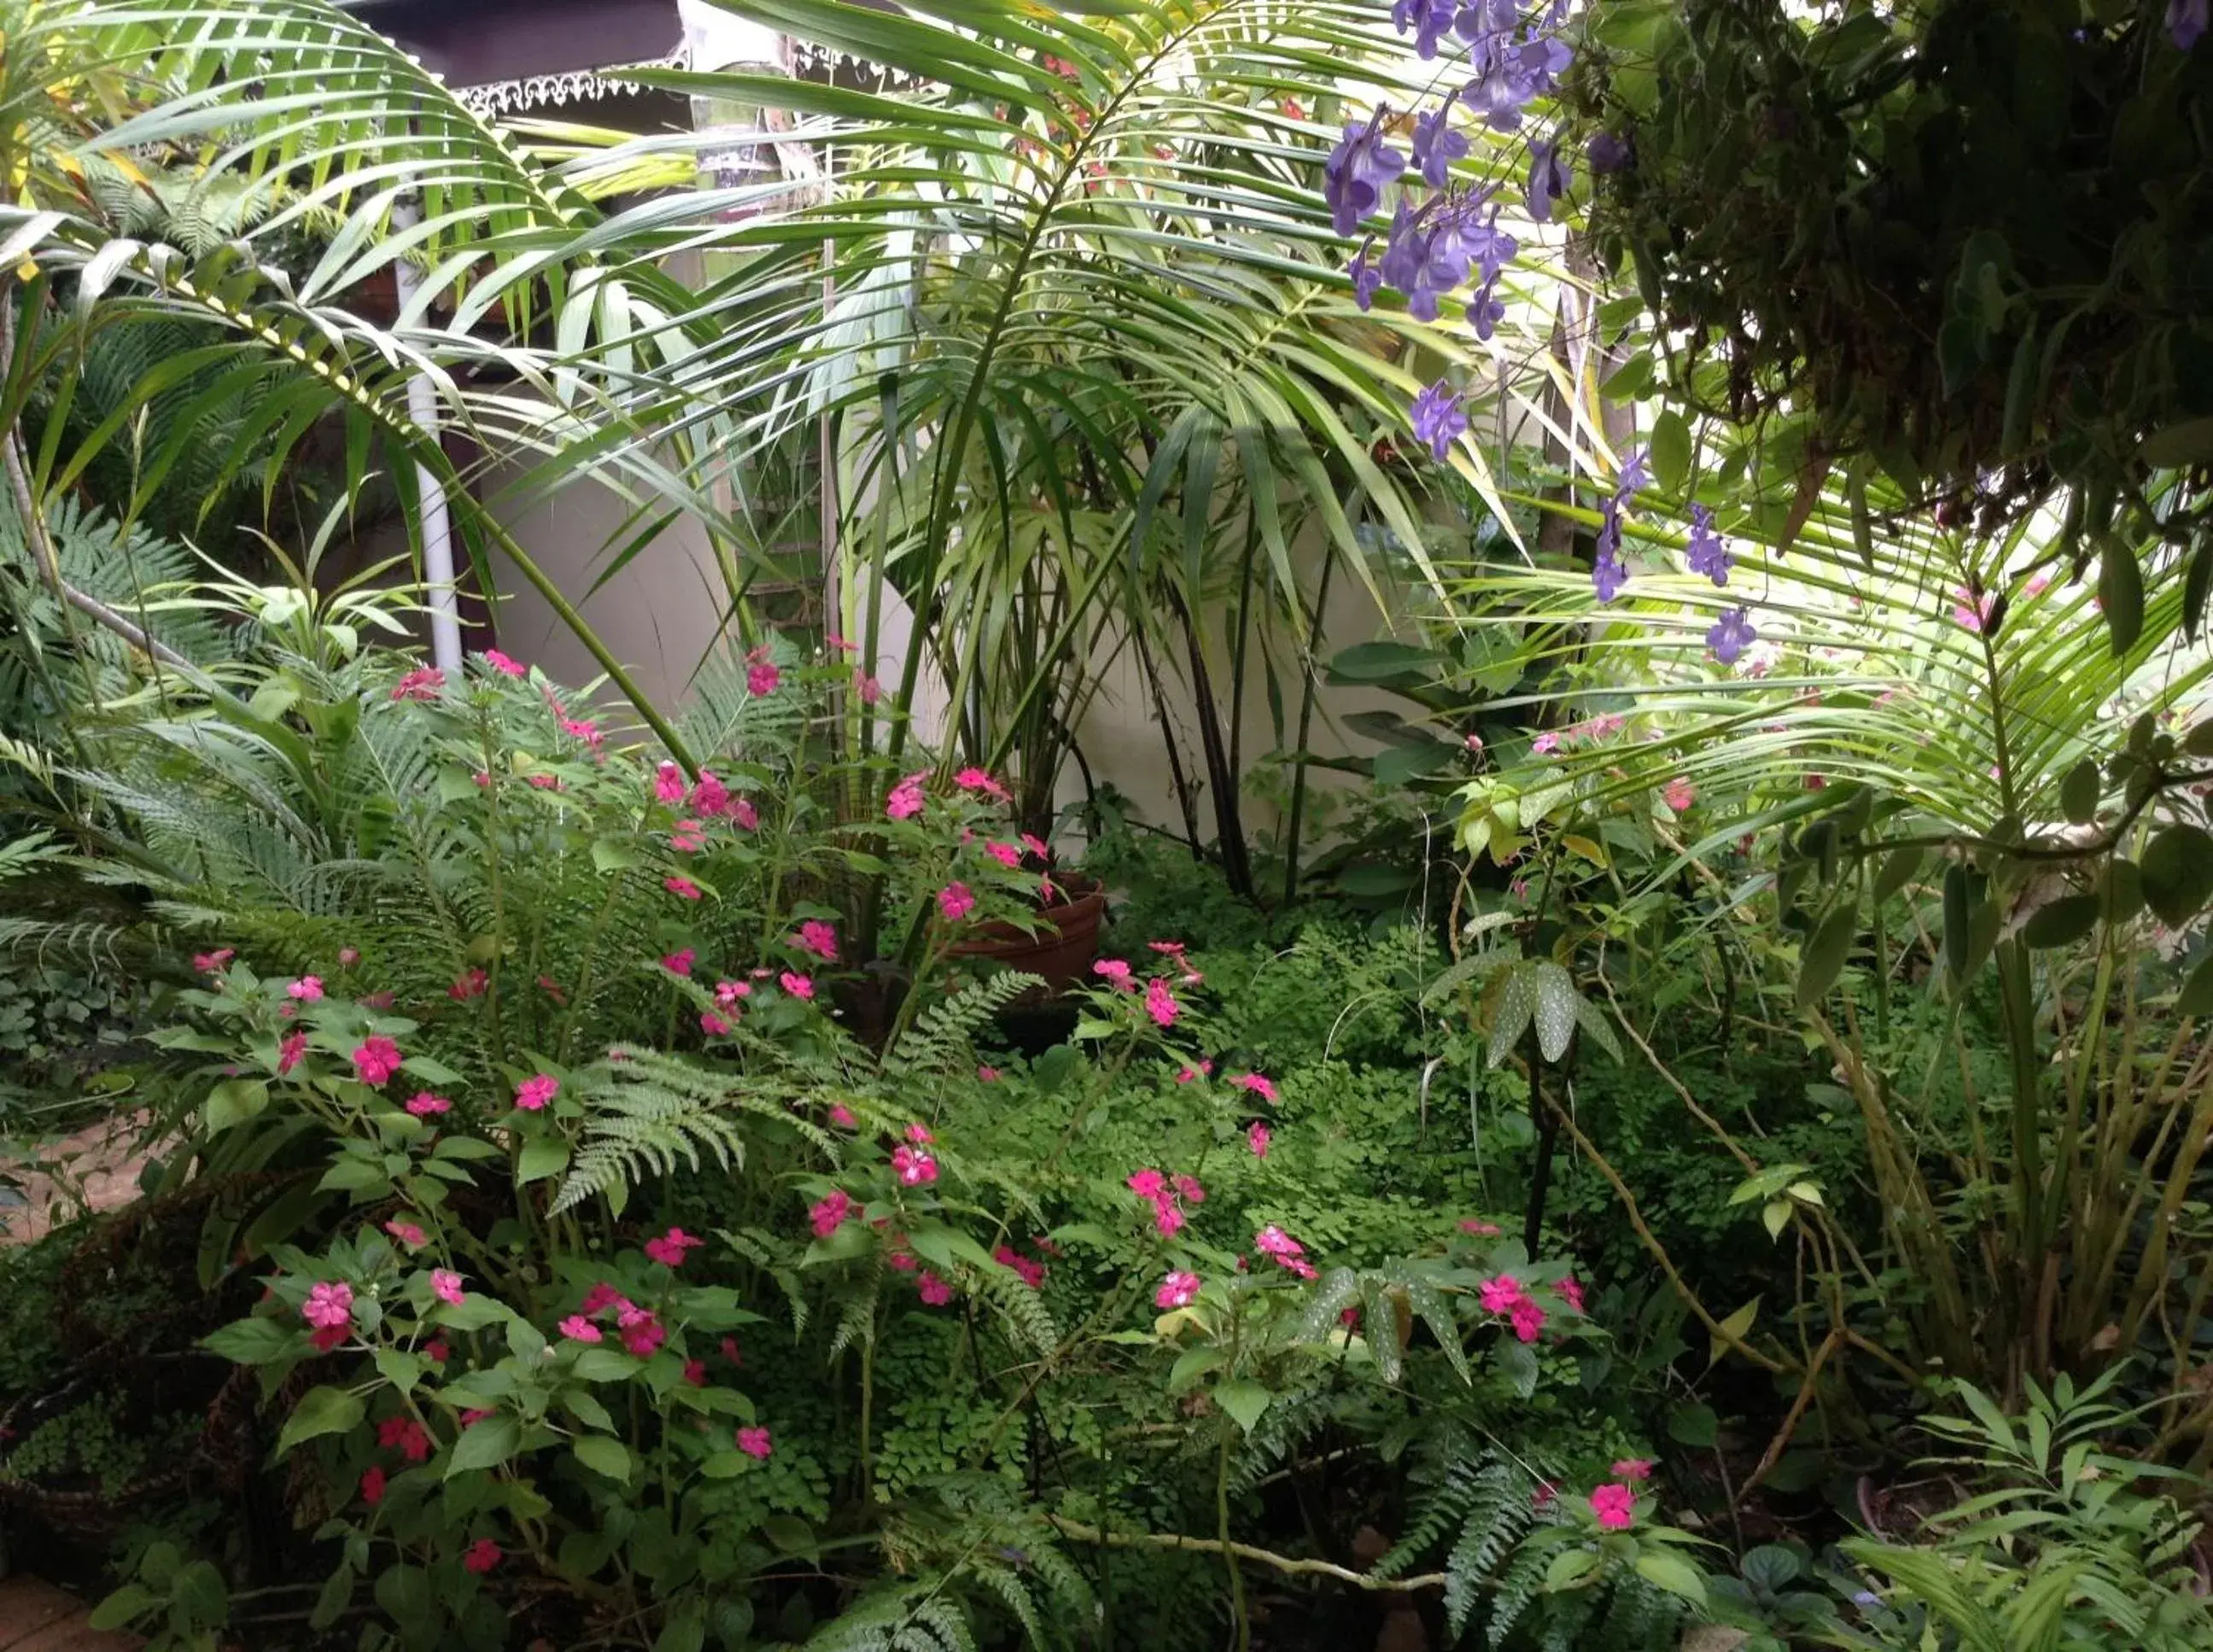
[947,876,1107,995]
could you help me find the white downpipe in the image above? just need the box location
[389,196,464,674]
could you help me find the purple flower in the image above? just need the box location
[1465,62,1539,131]
[1466,279,1505,341]
[1685,504,1731,586]
[1614,445,1650,500]
[1592,550,1629,604]
[1525,139,1572,224]
[1454,0,1516,45]
[1411,97,1469,189]
[1514,34,1573,94]
[1323,119,1405,238]
[1380,199,1474,321]
[2169,0,2207,48]
[1410,379,1467,461]
[1708,606,1758,665]
[1456,202,1520,285]
[1394,0,1459,55]
[1349,242,1381,311]
[1587,131,1632,174]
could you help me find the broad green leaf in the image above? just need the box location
[1634,1550,1708,1604]
[1649,408,1691,493]
[1796,906,1856,1010]
[1546,1548,1601,1589]
[517,1138,570,1185]
[1214,1378,1272,1433]
[2099,540,2143,655]
[1710,1296,1760,1365]
[1667,1402,1719,1448]
[446,1411,522,1476]
[2058,760,2100,825]
[2140,825,2213,926]
[573,1434,632,1483]
[203,1077,269,1133]
[2179,953,2213,1018]
[277,1385,364,1456]
[202,1315,295,1365]
[2022,894,2099,950]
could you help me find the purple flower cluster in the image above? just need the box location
[1708,607,1757,666]
[1591,446,1646,604]
[1685,504,1731,586]
[2170,0,2207,50]
[1411,379,1469,461]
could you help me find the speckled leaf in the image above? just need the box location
[1531,962,1579,1062]
[1487,967,1536,1068]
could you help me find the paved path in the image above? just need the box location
[0,1115,155,1246]
[0,1579,139,1650]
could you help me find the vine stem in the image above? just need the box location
[1217,1427,1249,1652]
[1048,1518,1445,1594]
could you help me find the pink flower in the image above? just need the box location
[811,1190,853,1238]
[953,767,1009,801]
[351,1036,404,1088]
[664,876,703,901]
[795,920,839,961]
[462,1539,500,1575]
[383,1217,429,1249]
[937,882,977,921]
[885,1240,918,1272]
[1611,1458,1653,1481]
[1532,1481,1557,1512]
[1229,1072,1278,1105]
[1093,959,1134,990]
[483,649,526,677]
[1457,1217,1501,1237]
[736,1426,773,1460]
[391,667,444,701]
[432,1270,465,1306]
[514,1074,559,1112]
[1479,1274,1528,1314]
[1247,1121,1270,1158]
[645,1227,705,1267]
[1588,1482,1636,1530]
[669,819,707,853]
[825,633,856,654]
[1662,777,1696,813]
[1127,1169,1166,1200]
[449,967,489,1001]
[558,715,602,751]
[1464,732,1484,751]
[854,671,883,705]
[655,762,686,804]
[999,1246,1047,1289]
[904,1122,934,1144]
[662,948,697,978]
[1155,1270,1200,1309]
[918,1270,952,1306]
[1144,978,1178,1027]
[715,979,752,1007]
[977,1065,1000,1083]
[406,1091,451,1118]
[1559,1276,1585,1312]
[302,1281,354,1331]
[336,946,360,969]
[891,1145,938,1186]
[194,949,235,974]
[1509,1299,1548,1342]
[580,1283,628,1316]
[1253,1225,1302,1259]
[885,772,927,820]
[277,1032,307,1075]
[1153,1200,1186,1238]
[747,661,780,698]
[559,1314,604,1343]
[378,1416,433,1462]
[828,1103,858,1129]
[683,1358,708,1387]
[2024,573,2052,598]
[699,1011,730,1036]
[1175,1060,1213,1083]
[984,840,1023,869]
[423,1339,449,1363]
[359,1465,386,1506]
[1952,587,1996,633]
[688,770,728,815]
[1172,1174,1206,1206]
[780,972,814,1001]
[617,1305,667,1358]
[288,976,324,1001]
[526,773,562,791]
[1532,730,1561,756]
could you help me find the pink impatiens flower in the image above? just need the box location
[617,1305,666,1357]
[514,1074,559,1112]
[1253,1225,1317,1280]
[984,840,1023,868]
[1126,1169,1166,1200]
[715,979,752,1007]
[780,971,815,1000]
[378,1416,433,1462]
[302,1281,354,1330]
[463,1540,500,1574]
[700,1011,731,1036]
[449,967,488,1001]
[1093,959,1134,991]
[828,1103,858,1129]
[904,1122,934,1144]
[736,1426,773,1460]
[1611,1458,1653,1481]
[730,796,759,830]
[432,1270,465,1306]
[383,1217,428,1249]
[953,767,1008,801]
[483,649,526,677]
[1145,978,1178,1028]
[1509,1299,1548,1343]
[994,1245,1046,1289]
[288,976,324,1001]
[277,1032,307,1075]
[359,1465,386,1506]
[937,882,976,921]
[977,1066,1001,1083]
[1588,1482,1636,1530]
[645,1227,705,1268]
[918,1270,952,1306]
[810,1190,853,1238]
[664,876,703,901]
[662,948,696,977]
[669,819,707,853]
[796,920,839,961]
[885,772,927,820]
[580,1283,628,1316]
[391,667,444,702]
[1559,1276,1585,1312]
[559,1314,603,1343]
[1155,1270,1200,1309]
[688,770,728,816]
[352,1036,404,1088]
[194,949,235,974]
[655,762,686,804]
[747,660,780,698]
[1457,1217,1502,1237]
[891,1145,938,1186]
[1247,1121,1271,1159]
[406,1091,451,1117]
[1229,1072,1278,1105]
[1479,1274,1528,1314]
[1662,777,1696,813]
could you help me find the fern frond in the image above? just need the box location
[880,972,1042,1080]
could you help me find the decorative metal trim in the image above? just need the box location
[451,38,929,117]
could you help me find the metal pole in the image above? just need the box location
[389,196,464,674]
